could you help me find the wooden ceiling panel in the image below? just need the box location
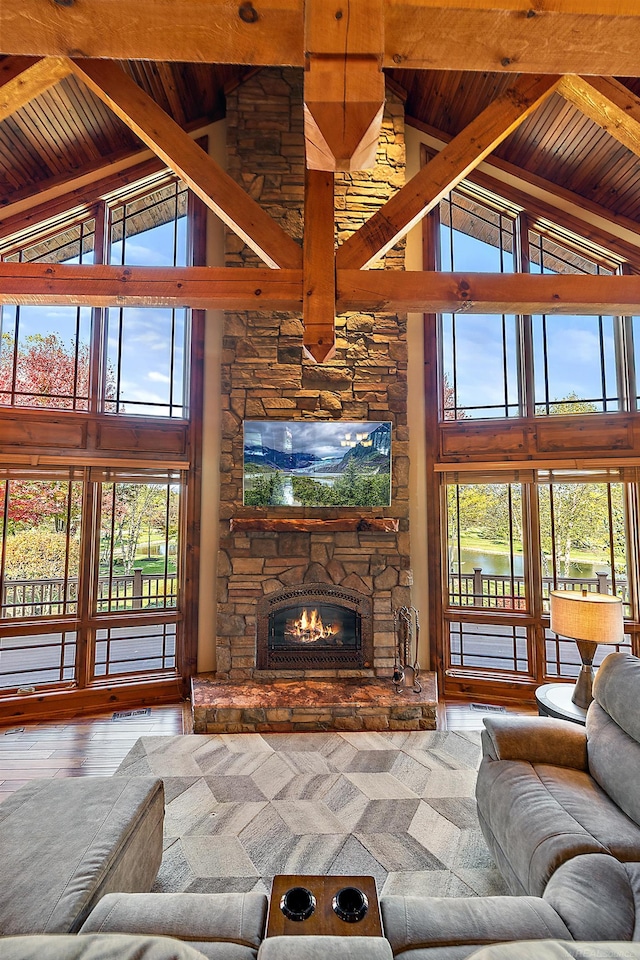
[393,69,640,226]
[0,60,240,208]
[0,56,638,230]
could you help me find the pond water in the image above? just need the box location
[458,547,606,581]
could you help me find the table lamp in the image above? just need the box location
[549,588,624,708]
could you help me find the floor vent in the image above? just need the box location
[112,708,152,720]
[469,703,506,713]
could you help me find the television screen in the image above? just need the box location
[243,421,392,507]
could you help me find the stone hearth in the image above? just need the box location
[191,675,437,733]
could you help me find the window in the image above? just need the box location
[443,471,636,683]
[0,467,185,691]
[440,188,519,420]
[0,175,190,418]
[0,171,202,699]
[425,162,640,698]
[436,184,628,421]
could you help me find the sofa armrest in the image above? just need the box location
[481,717,588,770]
[380,896,571,954]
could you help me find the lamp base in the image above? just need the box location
[571,639,599,709]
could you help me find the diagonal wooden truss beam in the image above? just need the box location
[2,2,640,75]
[558,76,640,158]
[2,264,640,316]
[0,56,73,123]
[65,58,302,270]
[336,73,562,270]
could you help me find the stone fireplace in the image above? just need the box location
[191,68,438,733]
[256,582,373,671]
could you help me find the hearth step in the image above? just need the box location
[190,675,437,734]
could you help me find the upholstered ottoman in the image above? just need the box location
[81,892,269,960]
[0,776,164,936]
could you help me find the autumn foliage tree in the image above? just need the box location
[0,331,111,584]
[0,332,90,409]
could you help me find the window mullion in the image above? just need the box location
[516,212,534,418]
[75,469,96,688]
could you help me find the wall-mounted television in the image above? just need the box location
[243,421,392,507]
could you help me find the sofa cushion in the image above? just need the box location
[0,934,209,960]
[82,892,268,960]
[0,776,164,935]
[543,854,639,941]
[257,937,393,960]
[475,758,640,896]
[380,894,571,960]
[593,653,640,745]
[587,702,640,830]
[467,943,640,960]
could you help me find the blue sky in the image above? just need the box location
[1,216,188,416]
[441,225,619,415]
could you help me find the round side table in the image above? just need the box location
[535,682,587,726]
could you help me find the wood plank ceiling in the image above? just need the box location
[0,57,638,226]
[0,62,241,206]
[390,69,640,223]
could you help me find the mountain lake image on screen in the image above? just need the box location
[243,421,392,507]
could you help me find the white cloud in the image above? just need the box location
[148,371,171,383]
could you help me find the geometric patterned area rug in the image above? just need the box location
[116,730,508,898]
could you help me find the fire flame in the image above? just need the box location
[286,608,339,644]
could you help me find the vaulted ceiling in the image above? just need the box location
[0,2,639,223]
[1,2,639,361]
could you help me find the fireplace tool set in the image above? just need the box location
[392,605,421,694]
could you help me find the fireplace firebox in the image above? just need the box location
[256,583,373,671]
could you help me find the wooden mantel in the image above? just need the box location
[229,517,399,532]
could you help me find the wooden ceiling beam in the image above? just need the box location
[65,58,302,270]
[0,263,304,310]
[303,0,385,171]
[336,270,640,315]
[558,76,640,159]
[336,73,561,270]
[303,169,336,362]
[3,264,640,316]
[384,2,640,76]
[2,3,638,75]
[0,1,305,66]
[0,56,73,123]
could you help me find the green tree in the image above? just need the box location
[244,472,284,506]
[101,483,177,575]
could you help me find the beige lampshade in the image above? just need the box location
[549,590,624,644]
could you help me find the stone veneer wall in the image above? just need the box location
[216,68,411,681]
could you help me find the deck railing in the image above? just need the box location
[1,569,178,618]
[449,568,629,611]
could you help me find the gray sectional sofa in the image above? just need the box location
[476,651,640,897]
[2,651,640,959]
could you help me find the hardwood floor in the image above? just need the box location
[0,704,185,804]
[0,697,536,804]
